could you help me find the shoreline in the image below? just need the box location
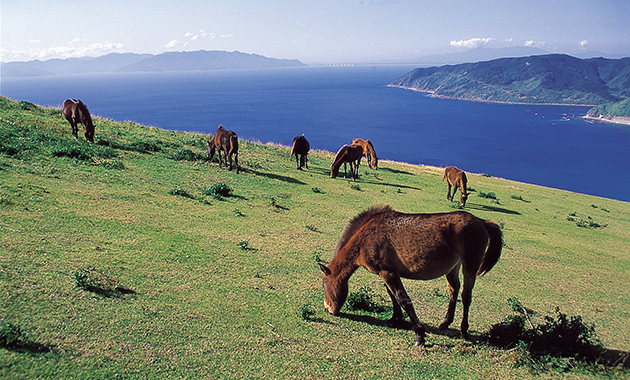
[387,84,600,107]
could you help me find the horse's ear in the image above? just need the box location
[318,263,331,276]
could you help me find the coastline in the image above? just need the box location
[582,115,630,126]
[386,84,600,107]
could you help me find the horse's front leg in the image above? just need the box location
[439,264,461,331]
[380,271,426,346]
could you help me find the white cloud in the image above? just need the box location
[525,40,550,49]
[166,40,180,48]
[2,40,125,62]
[579,40,590,48]
[450,37,495,50]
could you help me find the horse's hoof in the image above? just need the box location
[413,335,425,346]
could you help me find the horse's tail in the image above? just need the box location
[477,220,503,276]
[229,133,238,155]
[290,141,296,158]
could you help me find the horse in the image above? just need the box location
[352,138,378,169]
[330,144,364,180]
[62,99,95,142]
[319,205,502,346]
[290,134,310,170]
[443,166,468,207]
[208,125,239,173]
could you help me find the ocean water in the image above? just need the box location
[2,65,629,202]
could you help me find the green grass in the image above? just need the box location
[1,96,629,379]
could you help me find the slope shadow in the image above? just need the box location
[464,203,521,215]
[244,168,307,185]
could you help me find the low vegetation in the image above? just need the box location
[1,96,629,379]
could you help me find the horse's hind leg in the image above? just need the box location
[459,272,477,340]
[71,121,79,140]
[446,182,453,202]
[234,153,239,174]
[439,264,461,331]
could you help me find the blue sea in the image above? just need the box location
[2,65,629,202]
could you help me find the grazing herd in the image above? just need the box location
[63,99,498,346]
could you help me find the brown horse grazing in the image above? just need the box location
[443,166,468,207]
[208,125,239,173]
[290,134,310,170]
[62,99,95,142]
[319,205,502,346]
[352,138,378,169]
[330,144,364,180]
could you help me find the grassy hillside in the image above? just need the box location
[1,96,629,379]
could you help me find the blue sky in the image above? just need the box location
[2,0,629,63]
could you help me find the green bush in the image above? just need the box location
[345,286,388,313]
[169,148,204,161]
[205,183,232,200]
[0,323,28,348]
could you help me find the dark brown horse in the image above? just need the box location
[443,166,468,207]
[208,125,239,173]
[330,144,364,180]
[319,205,502,346]
[352,138,378,169]
[290,134,310,170]
[62,99,95,142]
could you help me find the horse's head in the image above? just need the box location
[319,263,347,315]
[371,157,378,169]
[330,164,339,178]
[460,192,468,207]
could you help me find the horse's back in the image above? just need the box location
[351,209,491,279]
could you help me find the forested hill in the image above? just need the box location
[389,54,630,106]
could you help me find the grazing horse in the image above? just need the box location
[330,144,364,180]
[290,134,310,170]
[443,166,468,207]
[319,205,502,346]
[352,138,378,169]
[62,99,95,142]
[208,125,239,173]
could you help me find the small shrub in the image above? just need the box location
[575,217,607,229]
[205,183,232,200]
[511,195,531,203]
[350,184,362,191]
[169,148,204,161]
[311,187,322,193]
[0,323,28,347]
[298,305,316,321]
[238,240,250,250]
[486,301,605,370]
[478,191,498,199]
[312,251,324,263]
[305,225,318,232]
[346,286,388,313]
[73,267,123,297]
[168,188,194,198]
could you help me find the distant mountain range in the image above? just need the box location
[1,50,306,77]
[390,54,630,107]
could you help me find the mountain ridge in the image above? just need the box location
[1,50,306,77]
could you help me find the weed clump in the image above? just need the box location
[205,182,232,200]
[169,188,194,198]
[487,299,605,371]
[73,267,133,297]
[345,286,388,313]
[169,148,204,161]
[0,323,28,348]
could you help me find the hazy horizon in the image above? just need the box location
[2,0,629,64]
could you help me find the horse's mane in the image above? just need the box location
[366,140,377,158]
[332,145,350,167]
[334,204,393,257]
